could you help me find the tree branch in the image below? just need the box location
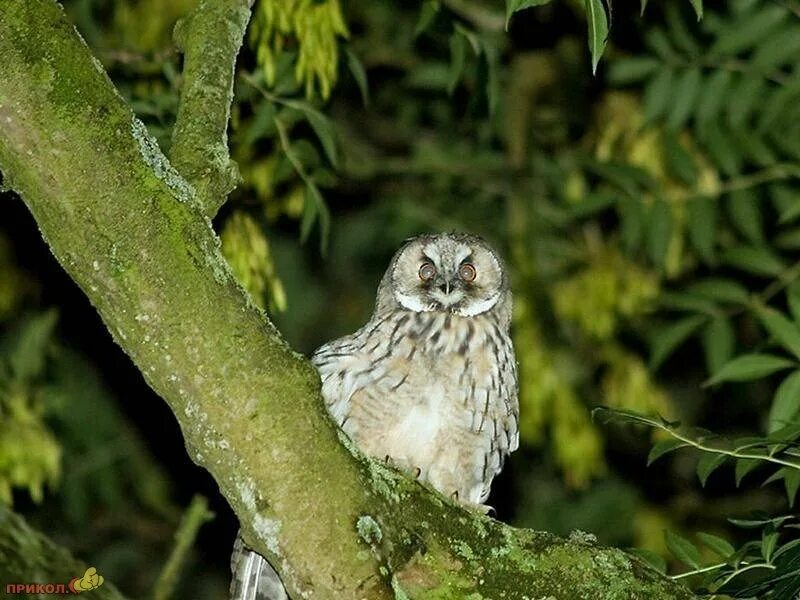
[0,1,696,598]
[170,0,252,218]
[0,505,126,599]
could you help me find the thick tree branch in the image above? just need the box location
[0,505,125,599]
[170,0,252,217]
[0,1,696,598]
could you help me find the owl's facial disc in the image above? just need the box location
[392,236,505,316]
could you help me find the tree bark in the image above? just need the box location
[0,1,696,598]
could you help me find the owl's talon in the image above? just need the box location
[485,505,497,517]
[384,455,394,465]
[412,467,421,479]
[450,490,459,501]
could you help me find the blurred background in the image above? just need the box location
[1,0,800,597]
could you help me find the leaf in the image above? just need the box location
[686,278,749,304]
[702,316,736,376]
[415,0,440,36]
[753,304,800,360]
[667,68,702,130]
[735,457,761,485]
[697,453,727,486]
[648,438,689,465]
[687,196,717,263]
[665,530,701,569]
[726,76,764,129]
[607,57,660,85]
[482,40,501,116]
[704,123,741,176]
[663,131,697,185]
[10,310,59,382]
[769,371,800,433]
[789,282,800,324]
[505,0,551,29]
[585,0,609,74]
[710,5,787,56]
[706,353,795,386]
[752,25,800,69]
[300,182,330,254]
[643,68,674,122]
[697,532,734,558]
[448,30,467,94]
[646,199,673,268]
[695,71,732,135]
[345,48,369,106]
[618,195,645,252]
[762,528,779,562]
[723,245,785,277]
[689,0,703,20]
[785,469,800,506]
[727,190,763,243]
[303,108,339,169]
[650,315,706,371]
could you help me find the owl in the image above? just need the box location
[230,232,519,599]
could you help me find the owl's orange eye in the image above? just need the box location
[419,262,437,281]
[458,263,477,282]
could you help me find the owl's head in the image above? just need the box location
[378,233,509,318]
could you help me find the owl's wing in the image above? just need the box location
[474,333,519,504]
[229,533,288,600]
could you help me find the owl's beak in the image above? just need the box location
[437,280,451,295]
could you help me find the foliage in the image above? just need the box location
[2,0,800,596]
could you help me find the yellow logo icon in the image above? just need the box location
[68,567,104,593]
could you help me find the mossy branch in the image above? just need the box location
[0,504,126,600]
[170,0,253,218]
[0,1,697,598]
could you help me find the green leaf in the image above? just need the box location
[10,310,59,381]
[648,438,689,465]
[762,528,779,562]
[415,0,440,36]
[726,76,764,129]
[345,48,369,106]
[753,304,800,360]
[710,5,787,56]
[663,131,697,185]
[769,371,800,433]
[735,457,760,485]
[785,469,800,506]
[647,199,673,268]
[687,196,717,263]
[789,282,800,324]
[650,315,706,371]
[665,530,701,569]
[643,68,674,122]
[704,123,741,176]
[448,30,467,94]
[303,108,339,169]
[706,353,795,386]
[697,532,734,558]
[505,0,551,29]
[727,190,763,243]
[752,25,800,69]
[585,0,609,74]
[667,68,702,130]
[618,196,645,252]
[702,316,736,376]
[689,0,703,20]
[482,40,501,116]
[697,453,727,486]
[723,245,785,277]
[300,182,330,254]
[686,278,749,304]
[695,71,732,135]
[607,57,660,85]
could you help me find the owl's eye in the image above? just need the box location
[419,262,437,281]
[458,263,477,282]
